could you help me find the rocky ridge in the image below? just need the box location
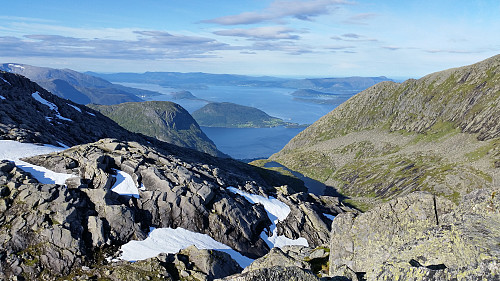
[0,71,220,156]
[270,54,500,209]
[0,137,346,280]
[0,63,157,105]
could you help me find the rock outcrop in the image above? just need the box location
[24,139,273,258]
[328,190,500,280]
[219,266,320,281]
[276,192,356,247]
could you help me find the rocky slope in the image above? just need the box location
[270,54,500,209]
[0,71,348,280]
[192,102,294,128]
[88,101,225,157]
[0,63,160,104]
[0,70,144,147]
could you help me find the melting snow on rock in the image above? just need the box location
[227,187,308,248]
[0,140,73,185]
[67,103,82,113]
[111,169,140,198]
[323,213,336,221]
[0,95,5,100]
[119,227,254,268]
[32,91,73,122]
[0,77,11,85]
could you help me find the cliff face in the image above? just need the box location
[270,55,500,209]
[88,101,225,157]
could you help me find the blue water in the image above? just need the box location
[201,126,305,160]
[117,82,353,159]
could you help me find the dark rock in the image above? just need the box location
[168,245,243,280]
[276,193,349,247]
[242,246,312,273]
[218,265,320,281]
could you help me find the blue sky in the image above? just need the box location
[0,0,499,78]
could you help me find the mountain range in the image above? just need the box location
[0,54,499,280]
[88,71,391,93]
[0,69,347,280]
[0,63,160,105]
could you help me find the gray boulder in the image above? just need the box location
[328,190,500,280]
[219,266,320,281]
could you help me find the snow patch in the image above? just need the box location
[0,77,11,85]
[56,114,73,122]
[32,91,73,122]
[67,103,82,113]
[0,95,5,100]
[111,169,140,198]
[8,63,25,70]
[323,213,336,221]
[228,187,289,221]
[16,160,73,185]
[0,140,73,184]
[32,91,57,111]
[119,227,253,268]
[56,141,70,149]
[227,187,309,248]
[86,111,96,116]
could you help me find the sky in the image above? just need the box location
[0,0,499,78]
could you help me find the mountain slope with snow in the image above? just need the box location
[0,63,160,105]
[0,71,346,280]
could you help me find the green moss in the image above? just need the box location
[466,143,494,161]
[342,199,373,212]
[51,218,61,225]
[411,121,460,144]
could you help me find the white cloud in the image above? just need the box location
[0,30,231,60]
[202,0,350,25]
[214,26,303,40]
[343,13,378,25]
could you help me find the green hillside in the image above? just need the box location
[192,102,291,128]
[88,101,225,157]
[264,54,500,210]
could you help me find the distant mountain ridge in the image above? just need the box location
[88,71,391,93]
[0,63,160,105]
[268,54,500,210]
[88,101,225,157]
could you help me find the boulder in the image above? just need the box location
[218,266,320,281]
[328,190,500,280]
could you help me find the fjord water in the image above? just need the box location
[117,82,353,159]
